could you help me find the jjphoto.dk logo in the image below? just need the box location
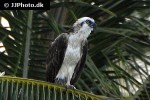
[4,3,9,8]
[4,2,44,8]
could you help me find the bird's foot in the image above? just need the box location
[65,84,76,90]
[55,77,67,86]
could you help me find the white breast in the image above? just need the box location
[64,45,81,66]
[56,34,82,85]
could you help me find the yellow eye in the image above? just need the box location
[86,20,91,25]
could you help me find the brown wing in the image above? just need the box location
[70,40,88,85]
[46,33,68,83]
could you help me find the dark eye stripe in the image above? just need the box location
[80,20,93,26]
[86,20,92,25]
[80,22,84,26]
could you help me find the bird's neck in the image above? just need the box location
[71,28,91,40]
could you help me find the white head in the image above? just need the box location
[73,17,96,34]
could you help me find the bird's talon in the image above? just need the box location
[65,85,76,90]
[55,78,67,86]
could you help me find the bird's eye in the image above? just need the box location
[80,20,93,26]
[86,20,91,25]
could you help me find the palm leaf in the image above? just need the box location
[0,76,109,100]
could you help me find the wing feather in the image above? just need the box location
[46,33,68,83]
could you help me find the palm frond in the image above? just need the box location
[0,76,107,100]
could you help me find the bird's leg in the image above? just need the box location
[65,84,76,90]
[65,81,76,91]
[55,77,67,86]
[65,75,76,90]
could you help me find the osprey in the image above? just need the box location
[46,17,96,88]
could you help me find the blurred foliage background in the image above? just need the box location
[0,0,150,99]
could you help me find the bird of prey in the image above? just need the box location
[46,17,96,89]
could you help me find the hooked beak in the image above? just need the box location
[90,23,96,30]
